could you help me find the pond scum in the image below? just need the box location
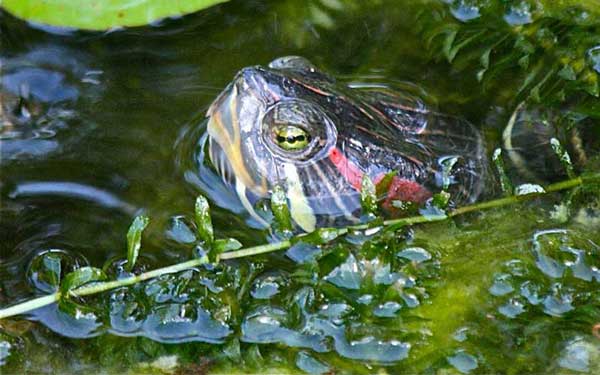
[2,138,600,373]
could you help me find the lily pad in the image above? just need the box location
[2,0,228,31]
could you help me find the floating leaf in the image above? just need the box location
[126,215,149,272]
[60,267,107,297]
[194,195,214,245]
[271,185,293,234]
[2,0,229,31]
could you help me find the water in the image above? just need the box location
[1,0,600,373]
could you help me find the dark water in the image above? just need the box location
[2,0,600,373]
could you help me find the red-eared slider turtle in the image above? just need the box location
[205,56,487,231]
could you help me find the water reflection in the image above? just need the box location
[10,181,137,214]
[0,44,102,160]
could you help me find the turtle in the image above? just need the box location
[204,56,487,232]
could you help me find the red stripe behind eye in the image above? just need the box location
[328,146,431,205]
[328,147,365,191]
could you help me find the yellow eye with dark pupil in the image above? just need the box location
[274,125,311,151]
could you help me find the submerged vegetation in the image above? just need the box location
[1,0,600,373]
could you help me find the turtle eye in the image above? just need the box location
[273,125,311,151]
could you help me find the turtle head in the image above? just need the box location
[206,57,352,231]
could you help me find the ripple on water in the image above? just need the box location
[489,229,600,319]
[1,45,103,161]
[27,249,89,293]
[142,303,231,344]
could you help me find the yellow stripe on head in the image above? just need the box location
[206,85,267,195]
[282,163,316,232]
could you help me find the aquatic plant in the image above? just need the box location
[417,0,600,106]
[1,144,597,320]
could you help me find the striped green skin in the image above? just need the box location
[206,57,486,232]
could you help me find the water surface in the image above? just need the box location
[1,1,600,373]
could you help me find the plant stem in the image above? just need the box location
[0,242,292,319]
[0,174,597,320]
[218,240,291,260]
[0,294,59,320]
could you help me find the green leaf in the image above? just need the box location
[492,148,514,196]
[432,191,451,209]
[558,65,577,81]
[514,35,535,54]
[213,238,243,253]
[375,171,397,198]
[518,54,530,69]
[126,215,149,272]
[438,156,459,191]
[517,64,541,94]
[294,227,347,246]
[271,185,293,234]
[582,71,599,97]
[550,138,576,179]
[2,0,228,31]
[42,253,63,290]
[443,29,458,62]
[476,47,493,81]
[445,30,486,63]
[360,174,378,215]
[480,47,492,70]
[60,267,107,297]
[194,195,214,245]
